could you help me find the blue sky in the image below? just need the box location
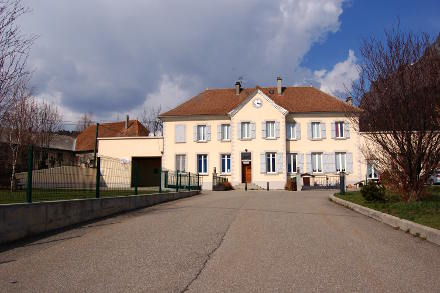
[20,0,440,125]
[303,0,440,70]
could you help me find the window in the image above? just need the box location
[221,154,231,174]
[287,153,297,173]
[241,122,250,139]
[197,125,206,141]
[266,152,276,173]
[287,123,296,140]
[311,153,322,173]
[221,124,230,141]
[266,121,275,138]
[312,122,321,139]
[335,152,346,172]
[197,154,208,174]
[175,155,186,172]
[335,122,344,138]
[367,162,379,179]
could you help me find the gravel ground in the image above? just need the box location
[1,190,439,292]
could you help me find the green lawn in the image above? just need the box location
[336,186,440,230]
[0,188,162,205]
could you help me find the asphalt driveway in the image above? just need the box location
[1,190,439,292]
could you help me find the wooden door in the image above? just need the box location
[303,177,310,186]
[242,163,252,183]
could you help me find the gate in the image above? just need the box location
[301,175,340,190]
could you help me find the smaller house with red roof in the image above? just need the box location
[75,117,149,166]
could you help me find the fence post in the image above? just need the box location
[134,162,138,195]
[158,168,162,193]
[179,172,182,191]
[96,156,101,198]
[197,173,200,190]
[93,123,99,167]
[188,172,191,191]
[339,171,345,195]
[164,171,168,188]
[26,144,33,203]
[176,171,179,192]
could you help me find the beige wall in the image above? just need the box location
[98,137,163,160]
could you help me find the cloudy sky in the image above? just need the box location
[20,0,440,127]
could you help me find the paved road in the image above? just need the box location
[1,190,440,292]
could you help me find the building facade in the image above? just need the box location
[160,78,365,190]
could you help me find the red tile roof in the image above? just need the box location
[75,120,149,152]
[160,86,356,117]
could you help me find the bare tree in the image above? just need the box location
[76,112,93,132]
[36,101,61,148]
[140,106,163,135]
[3,79,38,191]
[348,27,440,202]
[0,0,35,122]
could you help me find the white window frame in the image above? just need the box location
[367,162,379,180]
[197,154,208,174]
[266,152,276,173]
[221,154,231,174]
[287,153,297,173]
[266,121,275,138]
[287,123,296,140]
[241,122,250,139]
[335,152,346,173]
[221,124,230,141]
[311,153,323,173]
[335,121,344,138]
[312,122,321,139]
[175,154,186,172]
[197,125,206,142]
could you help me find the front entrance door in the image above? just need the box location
[242,162,252,183]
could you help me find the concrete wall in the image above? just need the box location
[0,190,200,245]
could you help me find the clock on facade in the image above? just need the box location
[253,99,262,108]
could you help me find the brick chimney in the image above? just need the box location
[125,114,129,129]
[277,76,282,95]
[346,96,353,105]
[235,81,241,96]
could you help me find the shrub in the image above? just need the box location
[285,178,296,191]
[223,181,233,191]
[361,181,386,202]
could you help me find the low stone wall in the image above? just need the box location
[329,194,440,246]
[0,190,200,245]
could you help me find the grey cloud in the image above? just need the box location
[21,0,347,121]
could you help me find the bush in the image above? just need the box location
[361,181,386,202]
[223,181,233,191]
[285,178,296,191]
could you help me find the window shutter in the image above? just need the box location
[260,153,266,173]
[286,123,291,139]
[321,122,326,139]
[307,123,312,140]
[331,122,336,139]
[276,152,283,173]
[297,153,304,173]
[305,153,312,173]
[237,123,241,139]
[206,125,211,141]
[345,122,350,138]
[275,121,280,138]
[193,125,197,142]
[347,153,353,173]
[175,124,185,143]
[217,124,222,141]
[296,123,301,140]
[323,153,330,173]
[251,122,256,139]
[261,121,266,138]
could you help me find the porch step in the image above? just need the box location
[233,183,264,190]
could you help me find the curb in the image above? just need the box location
[329,194,440,246]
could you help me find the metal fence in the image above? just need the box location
[0,145,201,204]
[301,175,341,190]
[164,170,202,191]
